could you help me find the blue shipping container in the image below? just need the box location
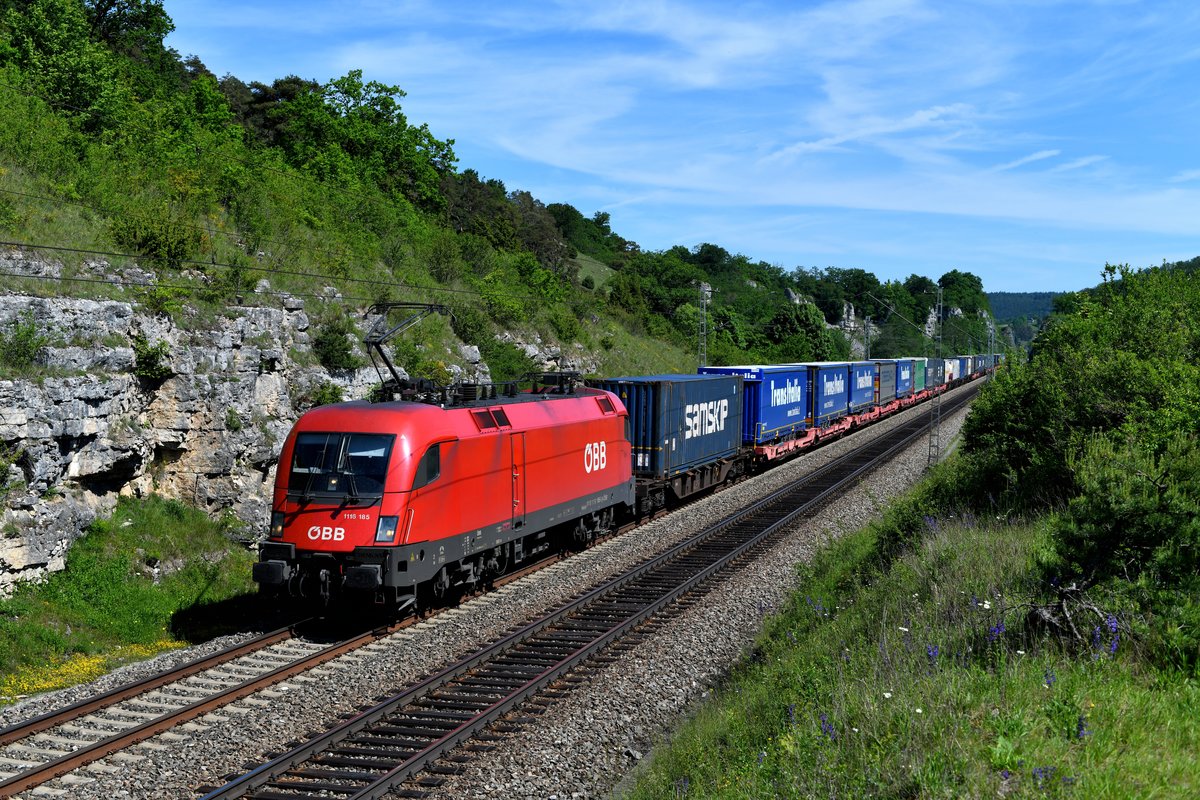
[592,374,741,479]
[849,362,876,412]
[699,364,809,444]
[957,356,971,377]
[805,362,851,426]
[893,359,915,398]
[926,358,946,388]
[874,360,897,404]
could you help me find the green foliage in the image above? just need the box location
[547,306,581,342]
[475,266,528,324]
[962,263,1200,509]
[0,312,50,372]
[136,283,186,317]
[130,333,171,381]
[312,316,364,372]
[448,302,490,346]
[223,406,242,431]
[307,381,344,407]
[479,338,536,383]
[0,443,25,501]
[1056,432,1200,588]
[0,495,255,681]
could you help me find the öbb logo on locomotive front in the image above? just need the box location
[307,526,346,541]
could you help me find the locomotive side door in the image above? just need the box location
[510,432,526,529]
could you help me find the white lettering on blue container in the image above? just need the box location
[856,371,873,389]
[769,379,804,407]
[823,374,845,396]
[684,399,730,439]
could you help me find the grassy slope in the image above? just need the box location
[0,497,256,702]
[622,513,1198,798]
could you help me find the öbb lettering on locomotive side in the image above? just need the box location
[253,356,1002,610]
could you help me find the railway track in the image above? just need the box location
[198,386,977,800]
[0,514,659,800]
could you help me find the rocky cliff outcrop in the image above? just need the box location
[0,270,550,595]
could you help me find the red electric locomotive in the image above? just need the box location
[253,376,635,610]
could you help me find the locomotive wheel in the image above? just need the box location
[431,566,451,601]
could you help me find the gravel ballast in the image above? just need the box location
[7,387,975,799]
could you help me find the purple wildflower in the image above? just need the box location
[1077,715,1091,739]
[1106,614,1118,634]
[819,713,836,741]
[1043,670,1056,688]
[757,750,766,765]
[987,620,1006,642]
[1109,632,1120,654]
[1001,769,1011,780]
[1032,766,1057,787]
[787,704,796,726]
[927,644,940,664]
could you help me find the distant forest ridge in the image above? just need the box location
[986,292,1060,321]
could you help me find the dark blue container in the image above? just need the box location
[849,362,876,412]
[805,362,851,426]
[874,360,897,404]
[698,365,809,444]
[926,358,946,388]
[593,374,741,478]
[957,356,971,377]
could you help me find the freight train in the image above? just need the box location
[253,354,1002,610]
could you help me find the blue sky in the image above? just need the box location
[164,0,1200,293]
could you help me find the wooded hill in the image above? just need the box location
[0,0,995,380]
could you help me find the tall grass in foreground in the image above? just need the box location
[624,517,1199,798]
[0,496,256,703]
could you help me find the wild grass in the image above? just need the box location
[623,515,1199,798]
[0,496,255,704]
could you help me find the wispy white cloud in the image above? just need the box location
[1169,169,1200,183]
[1051,155,1108,173]
[991,149,1060,172]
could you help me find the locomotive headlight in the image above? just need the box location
[269,511,285,539]
[375,516,400,543]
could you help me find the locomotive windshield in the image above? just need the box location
[288,433,394,499]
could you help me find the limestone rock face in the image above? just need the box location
[0,289,433,595]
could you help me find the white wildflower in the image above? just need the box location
[883,692,893,699]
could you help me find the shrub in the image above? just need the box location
[308,382,344,407]
[548,307,581,342]
[0,312,49,372]
[131,334,172,382]
[312,317,364,372]
[480,339,536,383]
[1056,432,1200,587]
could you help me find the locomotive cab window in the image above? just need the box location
[288,433,394,499]
[413,444,441,490]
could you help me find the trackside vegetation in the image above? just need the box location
[624,262,1200,798]
[0,496,255,701]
